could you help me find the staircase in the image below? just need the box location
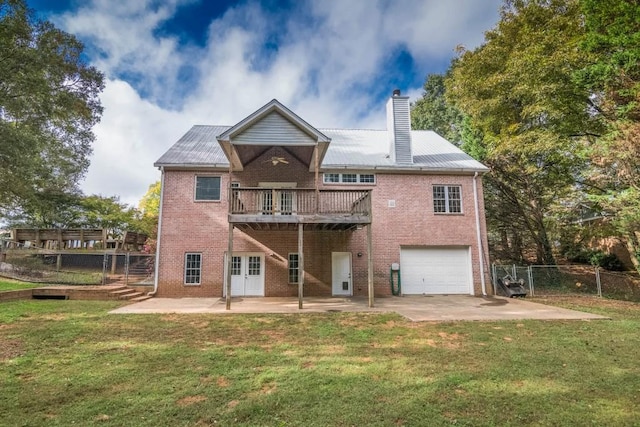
[109,286,152,302]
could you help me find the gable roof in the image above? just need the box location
[155,125,488,173]
[215,99,331,171]
[155,97,487,173]
[217,99,330,143]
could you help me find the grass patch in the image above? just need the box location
[0,278,42,291]
[1,298,639,426]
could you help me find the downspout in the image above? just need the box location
[473,172,487,296]
[149,166,165,296]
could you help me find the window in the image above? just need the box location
[323,173,376,184]
[433,185,462,213]
[288,253,300,284]
[184,253,202,285]
[324,173,340,183]
[195,176,221,201]
[230,256,241,276]
[342,174,357,183]
[248,256,261,276]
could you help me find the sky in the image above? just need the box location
[28,0,503,207]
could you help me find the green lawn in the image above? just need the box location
[0,278,41,291]
[1,297,639,426]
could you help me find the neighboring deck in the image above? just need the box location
[229,188,372,231]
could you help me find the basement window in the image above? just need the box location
[288,253,300,284]
[184,253,202,285]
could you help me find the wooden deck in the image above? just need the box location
[229,188,371,230]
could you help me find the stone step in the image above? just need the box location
[109,288,136,296]
[130,294,152,302]
[119,291,143,300]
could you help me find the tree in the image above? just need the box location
[5,192,141,240]
[446,0,600,264]
[137,181,160,241]
[78,195,139,239]
[138,181,161,218]
[411,73,465,144]
[0,0,104,216]
[577,0,640,271]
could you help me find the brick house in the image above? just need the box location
[153,90,491,307]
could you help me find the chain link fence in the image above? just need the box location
[492,263,640,302]
[0,241,154,286]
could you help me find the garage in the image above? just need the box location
[400,247,472,295]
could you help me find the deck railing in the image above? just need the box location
[230,188,371,216]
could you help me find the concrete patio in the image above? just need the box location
[109,295,609,322]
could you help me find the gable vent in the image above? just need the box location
[386,90,412,165]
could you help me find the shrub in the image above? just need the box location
[588,251,624,271]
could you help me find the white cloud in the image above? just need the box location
[53,0,502,207]
[82,79,190,206]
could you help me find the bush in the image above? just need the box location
[566,248,625,271]
[588,251,624,271]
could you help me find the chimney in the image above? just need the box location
[386,89,412,165]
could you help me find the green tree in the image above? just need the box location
[136,181,160,240]
[411,73,465,144]
[446,0,599,264]
[577,0,640,271]
[78,195,139,239]
[0,0,104,215]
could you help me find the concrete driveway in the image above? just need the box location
[110,295,608,322]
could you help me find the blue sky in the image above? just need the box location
[27,0,503,206]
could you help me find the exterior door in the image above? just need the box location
[332,252,352,296]
[258,182,296,215]
[226,253,265,296]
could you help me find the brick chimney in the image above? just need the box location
[386,89,412,165]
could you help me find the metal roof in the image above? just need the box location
[154,125,488,173]
[154,125,230,167]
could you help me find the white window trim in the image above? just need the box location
[194,175,222,202]
[184,252,202,285]
[323,173,376,185]
[433,185,463,214]
[288,253,300,284]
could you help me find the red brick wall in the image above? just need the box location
[157,160,490,297]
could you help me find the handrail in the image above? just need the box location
[230,188,371,216]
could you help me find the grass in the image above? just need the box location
[1,297,639,426]
[0,278,42,291]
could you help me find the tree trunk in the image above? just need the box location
[623,232,640,273]
[530,200,556,265]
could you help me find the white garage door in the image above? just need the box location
[400,247,472,295]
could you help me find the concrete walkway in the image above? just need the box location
[110,295,608,322]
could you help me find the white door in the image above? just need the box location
[400,247,472,295]
[332,252,352,296]
[258,182,296,215]
[226,253,265,296]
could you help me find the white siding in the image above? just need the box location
[387,95,412,165]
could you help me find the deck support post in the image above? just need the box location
[367,223,374,308]
[226,224,234,310]
[298,223,304,309]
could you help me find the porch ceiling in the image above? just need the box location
[232,222,362,231]
[216,99,330,172]
[234,144,316,170]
